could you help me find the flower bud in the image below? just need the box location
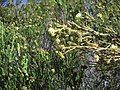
[48,27,56,36]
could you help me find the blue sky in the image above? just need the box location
[1,0,28,7]
[13,0,28,5]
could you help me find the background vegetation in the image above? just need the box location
[0,0,120,90]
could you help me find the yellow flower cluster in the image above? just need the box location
[48,27,56,36]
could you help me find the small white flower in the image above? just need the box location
[51,69,55,73]
[55,51,59,53]
[76,13,82,18]
[28,25,32,27]
[15,27,19,30]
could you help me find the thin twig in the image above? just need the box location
[68,21,110,36]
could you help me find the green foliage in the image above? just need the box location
[0,0,120,90]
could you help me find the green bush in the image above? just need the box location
[0,0,120,90]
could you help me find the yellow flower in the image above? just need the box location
[97,13,102,18]
[48,27,56,36]
[59,52,65,59]
[55,38,60,44]
[106,59,111,64]
[94,55,99,62]
[110,44,118,50]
